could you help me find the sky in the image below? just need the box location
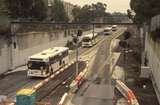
[63,0,130,13]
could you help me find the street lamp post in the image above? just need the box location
[72,28,82,76]
[75,36,79,76]
[90,7,95,43]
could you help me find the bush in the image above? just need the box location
[0,15,10,34]
[150,28,160,42]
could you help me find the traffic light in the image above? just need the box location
[73,36,78,44]
[124,31,131,40]
[119,40,127,48]
[77,29,83,36]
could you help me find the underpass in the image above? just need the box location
[0,26,127,105]
[0,27,105,100]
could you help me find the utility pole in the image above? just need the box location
[93,24,95,43]
[76,36,79,76]
[72,28,83,76]
[90,7,95,43]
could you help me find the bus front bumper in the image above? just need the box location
[27,70,49,77]
[82,43,92,47]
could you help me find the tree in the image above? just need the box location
[5,0,33,18]
[5,0,47,20]
[31,0,47,20]
[127,9,133,19]
[78,5,92,23]
[72,4,92,23]
[130,0,160,23]
[0,15,10,34]
[104,12,114,23]
[0,0,8,15]
[52,0,69,22]
[72,2,107,23]
[72,5,81,22]
[91,2,107,17]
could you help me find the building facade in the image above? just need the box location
[63,1,74,22]
[47,0,74,22]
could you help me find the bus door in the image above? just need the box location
[59,53,63,67]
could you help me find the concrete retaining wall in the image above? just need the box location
[0,30,70,74]
[0,36,12,74]
[145,34,160,103]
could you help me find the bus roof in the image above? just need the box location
[83,33,94,38]
[29,47,69,61]
[82,33,98,39]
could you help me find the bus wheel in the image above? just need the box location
[63,61,65,66]
[50,68,53,75]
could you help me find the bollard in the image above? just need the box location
[16,89,36,105]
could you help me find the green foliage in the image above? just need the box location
[78,5,92,23]
[127,9,133,19]
[72,2,107,23]
[91,2,107,17]
[150,28,160,41]
[0,0,8,15]
[103,12,114,23]
[31,0,47,20]
[52,0,69,22]
[5,0,47,20]
[130,0,160,23]
[0,15,10,34]
[5,0,33,18]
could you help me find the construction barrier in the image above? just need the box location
[115,80,139,105]
[16,61,75,105]
[57,60,89,105]
[69,60,89,93]
[33,61,75,90]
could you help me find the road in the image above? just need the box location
[64,27,127,105]
[0,28,104,100]
[36,61,86,104]
[0,27,126,105]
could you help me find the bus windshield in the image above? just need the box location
[82,37,91,42]
[27,61,46,70]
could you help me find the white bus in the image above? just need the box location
[82,33,98,47]
[27,47,69,77]
[112,25,118,31]
[104,27,112,35]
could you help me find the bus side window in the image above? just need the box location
[49,57,55,64]
[55,55,60,62]
[62,50,68,57]
[59,60,62,65]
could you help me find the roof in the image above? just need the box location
[82,33,94,39]
[29,47,69,60]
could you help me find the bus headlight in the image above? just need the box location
[43,70,46,75]
[40,66,43,70]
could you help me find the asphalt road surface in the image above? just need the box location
[0,28,104,100]
[0,27,126,105]
[68,27,127,105]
